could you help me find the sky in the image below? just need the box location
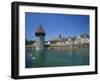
[25,12,89,41]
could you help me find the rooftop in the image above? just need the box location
[35,25,45,35]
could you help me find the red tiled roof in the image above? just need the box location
[35,25,45,34]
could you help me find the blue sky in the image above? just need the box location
[25,12,89,41]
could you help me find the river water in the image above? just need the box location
[25,48,89,68]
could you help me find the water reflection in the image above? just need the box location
[34,50,45,67]
[25,48,89,68]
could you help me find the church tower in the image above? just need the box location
[59,34,62,44]
[35,25,46,51]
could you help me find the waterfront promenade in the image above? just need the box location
[26,43,89,50]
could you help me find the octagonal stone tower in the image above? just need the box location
[35,25,46,51]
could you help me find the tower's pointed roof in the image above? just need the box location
[35,25,45,35]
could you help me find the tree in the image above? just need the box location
[25,39,34,45]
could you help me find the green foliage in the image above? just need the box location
[25,39,34,45]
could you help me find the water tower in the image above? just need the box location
[35,25,46,51]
